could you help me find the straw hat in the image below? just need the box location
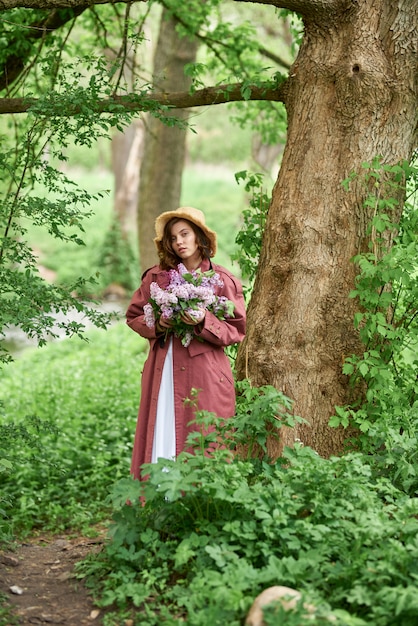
[154,206,217,257]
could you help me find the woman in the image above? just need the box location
[126,206,246,480]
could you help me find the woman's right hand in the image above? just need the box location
[156,316,173,332]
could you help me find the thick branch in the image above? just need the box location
[0,0,136,7]
[0,0,352,18]
[0,81,286,115]
[232,0,349,16]
[0,0,330,7]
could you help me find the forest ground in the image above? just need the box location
[0,532,106,626]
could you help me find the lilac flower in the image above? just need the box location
[171,284,193,300]
[150,282,178,306]
[177,263,189,276]
[144,303,156,327]
[182,330,194,347]
[213,295,234,318]
[145,264,234,345]
[161,305,175,320]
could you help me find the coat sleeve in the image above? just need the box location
[126,268,159,340]
[194,268,246,348]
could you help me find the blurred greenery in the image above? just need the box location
[25,161,252,288]
[187,105,253,165]
[181,163,248,271]
[26,169,116,286]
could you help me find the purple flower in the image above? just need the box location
[146,264,234,346]
[182,330,194,347]
[144,303,156,328]
[161,305,175,320]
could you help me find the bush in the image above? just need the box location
[78,404,418,626]
[330,158,418,497]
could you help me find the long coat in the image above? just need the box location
[126,258,246,479]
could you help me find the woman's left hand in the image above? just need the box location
[181,310,206,326]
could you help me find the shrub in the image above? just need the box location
[78,404,418,626]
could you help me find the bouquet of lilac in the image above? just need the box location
[144,263,235,347]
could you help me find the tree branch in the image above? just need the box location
[232,0,349,16]
[0,0,352,18]
[0,0,126,7]
[259,45,292,70]
[0,81,287,115]
[0,0,141,6]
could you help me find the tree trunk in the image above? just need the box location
[137,9,198,273]
[112,120,144,237]
[236,0,418,458]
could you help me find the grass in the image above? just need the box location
[0,593,19,626]
[0,322,147,539]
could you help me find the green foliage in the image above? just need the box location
[0,592,19,626]
[0,400,58,470]
[0,0,293,367]
[231,170,270,298]
[0,2,189,365]
[331,157,418,494]
[0,323,146,540]
[232,378,305,459]
[180,380,305,464]
[167,0,281,83]
[0,110,120,363]
[231,98,287,146]
[277,8,304,52]
[78,431,418,626]
[165,0,291,141]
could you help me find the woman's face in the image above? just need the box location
[170,220,201,268]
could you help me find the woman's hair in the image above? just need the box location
[158,218,212,270]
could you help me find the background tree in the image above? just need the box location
[137,6,199,272]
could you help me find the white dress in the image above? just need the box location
[151,338,176,462]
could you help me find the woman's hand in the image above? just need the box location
[156,316,173,333]
[181,310,206,326]
[159,317,173,329]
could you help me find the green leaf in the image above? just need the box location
[0,458,13,471]
[358,362,369,376]
[343,363,355,375]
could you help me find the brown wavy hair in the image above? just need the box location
[157,217,212,270]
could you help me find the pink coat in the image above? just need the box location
[126,258,246,479]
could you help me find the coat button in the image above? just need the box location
[220,377,224,382]
[180,366,185,371]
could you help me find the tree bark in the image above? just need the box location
[235,0,418,457]
[137,8,198,272]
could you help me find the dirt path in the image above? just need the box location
[0,533,105,625]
